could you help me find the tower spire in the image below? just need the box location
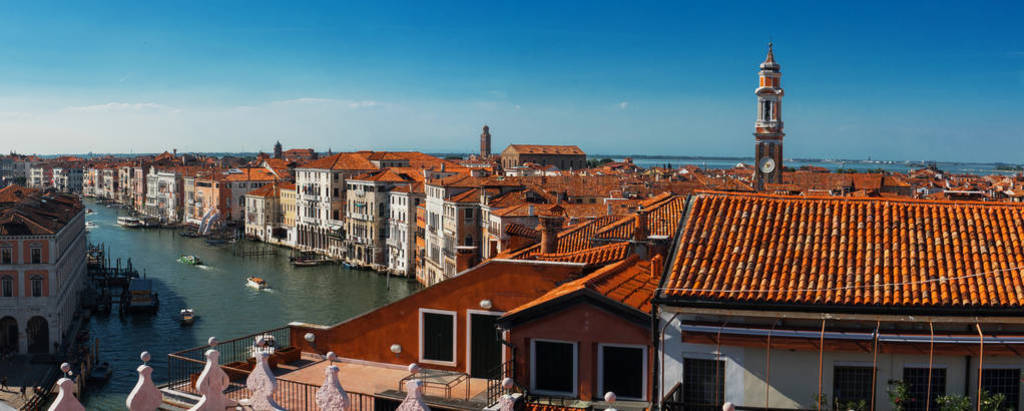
[753,42,784,191]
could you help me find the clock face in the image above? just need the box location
[759,157,776,174]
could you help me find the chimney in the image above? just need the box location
[537,204,564,254]
[650,254,664,279]
[634,205,648,242]
[173,149,177,157]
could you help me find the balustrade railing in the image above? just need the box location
[166,326,291,391]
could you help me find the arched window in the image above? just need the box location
[464,236,473,247]
[1,276,11,297]
[30,276,43,297]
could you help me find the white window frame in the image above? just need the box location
[597,343,648,401]
[419,308,457,367]
[465,309,506,377]
[530,338,578,397]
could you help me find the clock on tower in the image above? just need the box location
[753,42,784,191]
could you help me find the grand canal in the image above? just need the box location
[81,200,419,407]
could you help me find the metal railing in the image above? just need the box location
[166,327,291,390]
[19,366,61,411]
[485,360,521,406]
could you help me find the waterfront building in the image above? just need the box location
[28,165,53,190]
[500,144,586,171]
[130,164,149,211]
[221,167,279,223]
[295,153,375,257]
[344,169,419,269]
[187,173,228,229]
[100,167,119,200]
[753,42,785,191]
[0,185,86,355]
[82,167,99,197]
[244,181,294,244]
[118,164,133,204]
[278,183,298,247]
[386,182,424,277]
[144,167,187,223]
[51,166,83,194]
[422,175,481,285]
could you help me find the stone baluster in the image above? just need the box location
[604,392,617,411]
[396,379,429,411]
[497,378,517,411]
[188,337,236,411]
[47,363,85,411]
[315,352,350,411]
[126,351,162,411]
[246,338,285,411]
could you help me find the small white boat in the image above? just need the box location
[85,222,98,230]
[246,276,268,290]
[179,308,197,326]
[116,216,144,228]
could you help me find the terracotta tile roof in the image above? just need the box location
[0,190,81,235]
[505,254,660,317]
[504,222,540,239]
[505,144,585,156]
[595,195,688,240]
[449,188,481,204]
[223,168,278,182]
[506,214,622,259]
[661,192,1024,310]
[246,181,293,198]
[532,241,631,266]
[0,185,39,204]
[299,152,376,171]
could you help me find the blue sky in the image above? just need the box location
[0,1,1021,161]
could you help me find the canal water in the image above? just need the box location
[81,200,419,408]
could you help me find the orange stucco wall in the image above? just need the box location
[290,261,583,373]
[21,240,48,264]
[24,269,49,297]
[508,302,652,401]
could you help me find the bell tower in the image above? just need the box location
[480,125,491,158]
[753,42,784,191]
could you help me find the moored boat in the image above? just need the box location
[88,362,113,383]
[123,279,159,313]
[85,222,98,230]
[245,276,268,290]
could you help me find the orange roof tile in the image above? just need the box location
[504,254,660,318]
[595,195,688,240]
[531,241,631,266]
[660,192,1024,310]
[507,215,622,259]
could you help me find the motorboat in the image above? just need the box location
[116,216,144,228]
[87,362,113,383]
[177,255,203,265]
[246,276,268,290]
[85,222,98,230]
[180,308,197,326]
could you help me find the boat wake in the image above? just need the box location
[196,265,213,270]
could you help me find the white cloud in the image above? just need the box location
[347,100,380,109]
[63,102,177,113]
[618,101,629,109]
